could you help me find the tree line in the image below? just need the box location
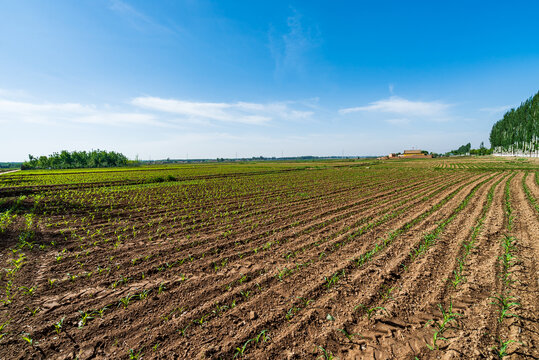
[22,150,130,170]
[489,90,539,156]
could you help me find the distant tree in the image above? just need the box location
[22,150,129,170]
[489,90,539,155]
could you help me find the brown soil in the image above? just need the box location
[0,166,538,360]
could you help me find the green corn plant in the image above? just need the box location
[138,289,150,300]
[26,306,40,317]
[119,294,135,309]
[317,346,337,360]
[354,304,386,319]
[158,283,166,294]
[19,285,37,296]
[233,338,252,359]
[492,338,520,359]
[337,328,361,341]
[128,348,143,359]
[21,333,35,346]
[96,306,109,318]
[254,330,270,344]
[425,300,461,350]
[177,323,190,336]
[324,270,345,289]
[0,319,10,339]
[490,293,519,323]
[54,317,65,334]
[78,310,94,328]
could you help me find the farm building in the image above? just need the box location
[400,150,432,159]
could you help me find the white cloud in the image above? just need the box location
[131,96,313,125]
[0,94,316,130]
[74,113,163,126]
[0,98,162,127]
[479,105,512,114]
[339,96,451,119]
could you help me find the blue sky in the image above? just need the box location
[1,1,538,161]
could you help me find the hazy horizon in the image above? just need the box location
[1,1,539,162]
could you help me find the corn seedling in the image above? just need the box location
[178,323,190,336]
[119,294,135,309]
[425,300,461,350]
[129,348,143,359]
[78,310,94,328]
[138,289,151,300]
[337,328,361,341]
[233,330,269,359]
[21,333,35,346]
[26,306,40,317]
[19,285,37,296]
[317,346,337,360]
[490,293,519,323]
[54,317,65,334]
[0,319,10,339]
[97,305,109,318]
[492,338,520,359]
[158,283,166,294]
[355,304,386,319]
[324,270,345,289]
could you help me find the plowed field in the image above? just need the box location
[0,158,538,359]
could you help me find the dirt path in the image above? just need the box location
[0,169,20,175]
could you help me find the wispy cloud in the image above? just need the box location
[385,118,410,126]
[108,0,177,35]
[0,88,30,99]
[479,105,512,114]
[339,96,452,121]
[0,94,316,129]
[0,98,162,127]
[131,96,314,125]
[268,9,321,76]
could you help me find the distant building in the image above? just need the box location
[400,150,432,159]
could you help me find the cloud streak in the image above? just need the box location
[131,96,313,125]
[108,0,177,35]
[268,9,321,77]
[0,98,162,127]
[0,95,315,129]
[339,96,451,118]
[479,105,512,114]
